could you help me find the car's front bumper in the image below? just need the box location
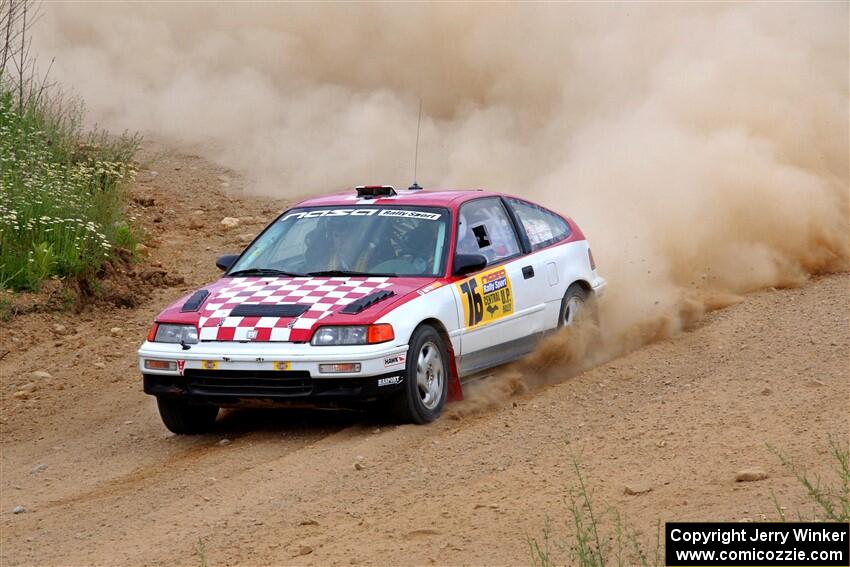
[138,340,409,405]
[138,340,408,377]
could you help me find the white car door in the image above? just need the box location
[451,197,546,375]
[505,197,584,331]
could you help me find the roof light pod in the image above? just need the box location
[356,185,397,198]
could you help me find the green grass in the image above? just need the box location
[528,443,661,567]
[770,436,850,522]
[195,537,209,567]
[530,437,850,566]
[0,296,12,321]
[0,74,141,291]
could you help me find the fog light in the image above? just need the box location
[319,363,361,374]
[144,359,177,371]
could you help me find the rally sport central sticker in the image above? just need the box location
[455,266,514,329]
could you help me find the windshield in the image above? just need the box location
[229,206,451,277]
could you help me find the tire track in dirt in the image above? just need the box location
[1,424,366,564]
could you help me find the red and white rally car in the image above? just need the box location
[139,185,606,433]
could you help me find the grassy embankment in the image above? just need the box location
[0,0,140,295]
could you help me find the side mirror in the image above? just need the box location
[216,254,239,271]
[453,254,487,276]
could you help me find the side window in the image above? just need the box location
[506,198,571,251]
[456,198,521,266]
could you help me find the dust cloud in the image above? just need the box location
[35,3,849,408]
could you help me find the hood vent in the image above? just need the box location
[229,304,311,318]
[340,290,395,314]
[181,290,210,312]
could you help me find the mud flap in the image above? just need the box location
[445,346,464,402]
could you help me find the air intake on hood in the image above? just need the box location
[229,304,311,318]
[340,290,395,314]
[181,290,210,312]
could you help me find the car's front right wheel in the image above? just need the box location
[156,397,219,434]
[390,324,449,424]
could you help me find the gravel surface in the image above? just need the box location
[1,143,847,566]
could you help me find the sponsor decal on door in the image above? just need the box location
[456,266,514,329]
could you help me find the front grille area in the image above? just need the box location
[184,369,313,398]
[143,370,405,404]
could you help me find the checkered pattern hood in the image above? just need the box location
[194,276,415,342]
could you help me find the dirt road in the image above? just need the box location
[1,143,847,566]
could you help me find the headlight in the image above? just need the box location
[310,324,394,346]
[153,323,198,344]
[311,326,367,346]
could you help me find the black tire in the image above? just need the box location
[156,397,219,434]
[390,325,449,424]
[558,283,593,328]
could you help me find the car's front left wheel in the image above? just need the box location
[156,397,219,434]
[390,324,449,424]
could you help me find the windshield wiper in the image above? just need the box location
[305,270,398,277]
[227,268,303,277]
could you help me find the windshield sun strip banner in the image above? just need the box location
[281,208,442,221]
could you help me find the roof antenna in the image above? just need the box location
[408,99,423,191]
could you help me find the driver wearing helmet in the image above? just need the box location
[398,222,439,274]
[304,217,354,271]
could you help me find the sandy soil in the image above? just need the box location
[1,143,847,566]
